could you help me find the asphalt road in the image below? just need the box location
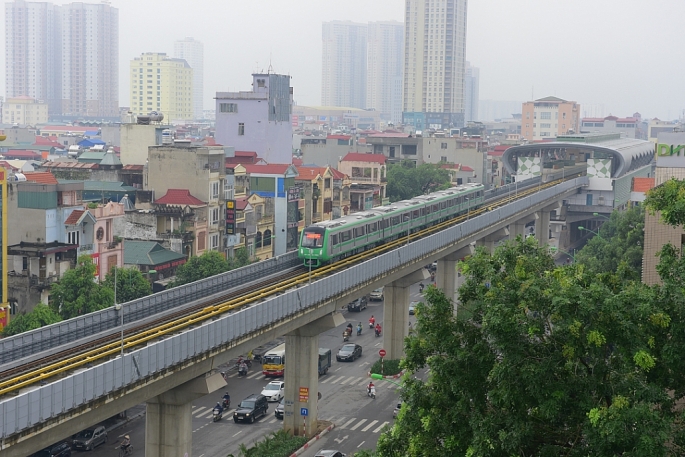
[70,281,424,457]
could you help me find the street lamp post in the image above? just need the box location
[113,268,124,358]
[308,247,312,285]
[578,226,602,238]
[370,373,401,387]
[465,197,470,220]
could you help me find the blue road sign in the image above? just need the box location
[301,407,309,416]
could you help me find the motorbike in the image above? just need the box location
[213,407,223,422]
[369,320,375,329]
[222,398,231,409]
[367,386,376,399]
[236,358,252,369]
[343,330,351,342]
[419,283,425,293]
[356,326,362,336]
[238,365,248,377]
[116,445,133,457]
[375,328,382,337]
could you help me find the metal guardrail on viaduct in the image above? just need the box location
[0,176,588,442]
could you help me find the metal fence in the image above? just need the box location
[0,177,587,439]
[0,252,300,365]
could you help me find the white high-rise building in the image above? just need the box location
[367,21,404,124]
[60,2,119,118]
[403,0,468,131]
[322,21,367,109]
[174,37,204,120]
[5,0,118,119]
[5,0,62,115]
[464,62,479,123]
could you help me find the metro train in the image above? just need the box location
[298,183,485,267]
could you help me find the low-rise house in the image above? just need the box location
[123,240,186,282]
[337,153,388,211]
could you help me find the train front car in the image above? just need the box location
[298,226,326,267]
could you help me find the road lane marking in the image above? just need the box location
[357,441,366,448]
[373,421,389,433]
[193,407,209,418]
[335,367,342,371]
[232,431,242,437]
[339,377,353,385]
[350,419,367,431]
[340,418,356,429]
[268,418,277,423]
[361,420,378,432]
[320,377,333,384]
[328,376,344,384]
[247,371,262,379]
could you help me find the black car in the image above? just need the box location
[234,394,269,423]
[32,442,71,457]
[336,343,362,362]
[347,297,367,312]
[275,398,285,419]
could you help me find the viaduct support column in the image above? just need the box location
[535,202,561,247]
[384,269,426,360]
[437,246,474,306]
[475,228,509,254]
[283,313,344,438]
[146,372,226,457]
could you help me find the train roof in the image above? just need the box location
[306,183,484,231]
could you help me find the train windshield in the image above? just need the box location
[302,228,325,248]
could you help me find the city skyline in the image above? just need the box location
[1,0,684,120]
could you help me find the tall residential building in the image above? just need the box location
[403,0,468,131]
[464,62,479,123]
[215,73,293,165]
[60,2,119,118]
[174,37,204,120]
[129,52,193,122]
[322,21,367,109]
[1,96,49,125]
[5,0,62,115]
[521,96,580,141]
[367,21,404,124]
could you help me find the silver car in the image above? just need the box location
[72,426,107,451]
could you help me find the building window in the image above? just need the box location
[563,113,567,119]
[541,112,551,120]
[238,123,245,135]
[210,207,220,225]
[440,156,447,163]
[441,142,447,149]
[210,181,219,199]
[219,103,238,113]
[68,230,80,245]
[541,123,551,128]
[210,233,220,250]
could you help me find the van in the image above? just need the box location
[72,425,108,451]
[233,394,269,423]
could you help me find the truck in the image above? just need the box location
[318,348,331,376]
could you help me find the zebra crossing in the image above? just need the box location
[320,375,397,388]
[320,416,390,434]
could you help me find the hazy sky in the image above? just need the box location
[1,0,683,120]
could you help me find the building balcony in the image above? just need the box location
[30,274,58,288]
[257,215,274,225]
[349,176,381,184]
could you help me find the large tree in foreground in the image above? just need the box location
[377,238,685,457]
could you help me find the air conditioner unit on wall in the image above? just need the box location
[598,196,605,205]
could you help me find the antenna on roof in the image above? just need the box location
[268,53,273,74]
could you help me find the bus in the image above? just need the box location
[262,343,286,377]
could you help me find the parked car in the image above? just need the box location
[409,301,419,315]
[72,425,107,451]
[275,398,285,419]
[336,343,362,362]
[32,442,72,457]
[369,287,384,301]
[314,451,346,457]
[233,394,269,423]
[260,381,285,402]
[347,296,367,312]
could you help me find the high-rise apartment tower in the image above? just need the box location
[174,37,204,120]
[367,21,404,124]
[5,0,119,119]
[403,0,468,131]
[321,21,367,109]
[464,61,479,123]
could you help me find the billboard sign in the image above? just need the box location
[225,200,236,235]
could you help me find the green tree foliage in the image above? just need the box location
[574,206,644,279]
[237,429,306,457]
[377,238,685,457]
[1,303,61,336]
[229,246,252,270]
[172,250,230,287]
[103,267,152,303]
[644,177,685,227]
[49,255,114,319]
[386,161,452,202]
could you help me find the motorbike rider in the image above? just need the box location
[119,435,131,452]
[369,315,375,327]
[239,361,248,374]
[367,381,375,396]
[346,322,354,335]
[214,401,223,415]
[375,323,382,336]
[223,392,231,407]
[357,322,362,335]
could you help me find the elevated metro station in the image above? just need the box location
[502,132,654,252]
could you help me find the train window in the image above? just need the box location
[448,199,455,207]
[368,222,378,232]
[440,201,447,209]
[391,216,400,226]
[381,219,390,229]
[402,213,410,222]
[341,230,352,242]
[331,234,339,246]
[354,226,365,237]
[412,209,420,218]
[421,207,428,216]
[302,230,324,248]
[425,206,431,214]
[432,204,439,212]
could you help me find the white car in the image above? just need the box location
[260,381,285,402]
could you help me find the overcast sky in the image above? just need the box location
[1,0,683,120]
